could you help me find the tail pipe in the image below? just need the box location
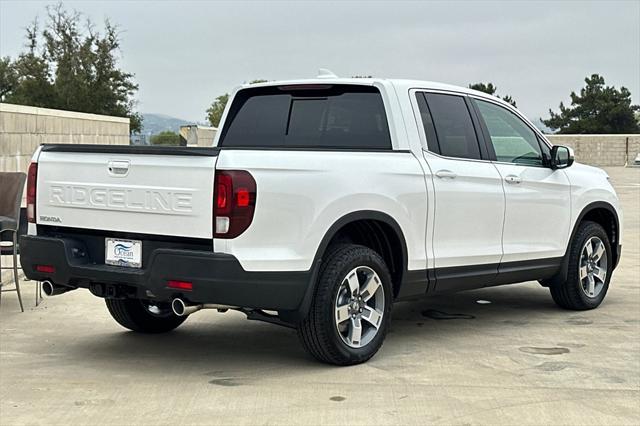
[171,298,235,317]
[42,281,73,297]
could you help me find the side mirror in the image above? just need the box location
[550,145,574,169]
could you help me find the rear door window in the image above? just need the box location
[219,85,391,149]
[421,93,482,160]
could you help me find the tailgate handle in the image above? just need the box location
[107,160,130,176]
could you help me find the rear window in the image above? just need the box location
[219,85,392,149]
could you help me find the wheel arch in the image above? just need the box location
[552,201,621,285]
[573,202,620,266]
[285,210,409,323]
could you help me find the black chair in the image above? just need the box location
[1,172,26,312]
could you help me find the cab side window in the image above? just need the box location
[416,92,483,160]
[474,99,543,166]
[415,93,440,153]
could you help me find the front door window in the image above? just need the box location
[474,100,544,166]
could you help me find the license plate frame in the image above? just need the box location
[105,238,142,268]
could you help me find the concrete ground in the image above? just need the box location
[1,167,638,426]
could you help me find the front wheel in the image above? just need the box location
[298,244,393,365]
[106,298,187,333]
[550,221,612,310]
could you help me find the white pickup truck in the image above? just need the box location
[21,77,622,365]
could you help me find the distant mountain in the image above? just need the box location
[141,113,192,135]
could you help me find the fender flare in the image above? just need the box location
[282,210,408,323]
[553,201,621,284]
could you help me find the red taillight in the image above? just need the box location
[236,188,250,207]
[27,162,38,223]
[213,170,256,239]
[215,173,233,215]
[36,265,55,274]
[168,280,193,291]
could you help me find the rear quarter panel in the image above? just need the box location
[214,149,427,272]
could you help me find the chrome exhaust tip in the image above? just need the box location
[171,298,236,316]
[171,298,202,317]
[42,280,72,297]
[42,281,55,296]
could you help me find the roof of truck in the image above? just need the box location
[242,77,475,93]
[240,77,514,109]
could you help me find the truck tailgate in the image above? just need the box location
[35,145,217,239]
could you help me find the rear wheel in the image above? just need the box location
[298,244,392,365]
[550,221,612,310]
[106,298,187,333]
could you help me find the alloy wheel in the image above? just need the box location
[334,266,385,348]
[579,236,608,298]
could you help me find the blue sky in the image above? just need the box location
[1,0,638,123]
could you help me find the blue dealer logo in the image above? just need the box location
[113,243,134,258]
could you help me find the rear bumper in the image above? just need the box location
[20,234,310,311]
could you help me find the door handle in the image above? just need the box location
[504,174,522,184]
[435,170,457,179]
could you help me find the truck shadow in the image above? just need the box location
[392,282,560,325]
[64,283,594,379]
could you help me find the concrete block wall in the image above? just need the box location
[546,134,640,167]
[0,103,130,175]
[180,125,217,147]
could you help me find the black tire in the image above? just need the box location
[297,244,393,366]
[105,299,187,333]
[550,221,612,310]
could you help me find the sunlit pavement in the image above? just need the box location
[1,167,638,425]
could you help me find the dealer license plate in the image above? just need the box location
[105,238,142,268]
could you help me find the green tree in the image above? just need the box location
[543,74,640,134]
[206,93,229,128]
[150,131,181,146]
[469,82,497,96]
[501,95,516,108]
[1,4,142,133]
[206,79,268,127]
[0,57,18,99]
[1,22,56,106]
[468,82,517,108]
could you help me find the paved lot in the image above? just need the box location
[1,167,638,425]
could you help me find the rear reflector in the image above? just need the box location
[27,162,38,223]
[35,265,55,274]
[168,280,193,291]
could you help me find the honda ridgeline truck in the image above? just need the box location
[20,77,622,365]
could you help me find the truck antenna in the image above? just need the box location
[317,68,338,79]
